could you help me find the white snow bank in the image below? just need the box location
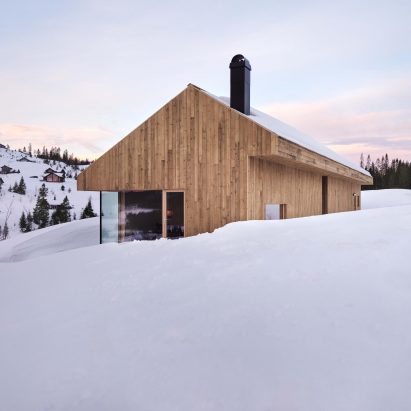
[362,188,411,209]
[1,206,411,410]
[207,93,369,176]
[0,217,99,262]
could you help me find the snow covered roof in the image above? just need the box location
[205,92,370,177]
[43,171,65,178]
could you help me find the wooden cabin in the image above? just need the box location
[78,55,373,243]
[43,169,65,183]
[0,165,13,174]
[17,156,35,162]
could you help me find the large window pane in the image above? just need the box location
[166,192,184,238]
[101,192,119,243]
[122,191,162,241]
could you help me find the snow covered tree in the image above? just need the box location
[3,222,9,239]
[17,176,26,194]
[61,185,65,191]
[26,212,33,232]
[12,181,18,193]
[51,196,71,225]
[80,197,97,219]
[19,212,27,232]
[33,184,49,228]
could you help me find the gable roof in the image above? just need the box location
[43,171,64,178]
[201,90,370,177]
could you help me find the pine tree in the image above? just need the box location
[12,181,18,193]
[366,154,371,170]
[33,184,50,228]
[60,196,71,222]
[3,222,9,239]
[17,176,26,194]
[80,198,97,219]
[51,196,71,225]
[26,212,33,232]
[19,212,27,232]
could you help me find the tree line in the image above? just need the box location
[15,143,91,166]
[361,153,411,190]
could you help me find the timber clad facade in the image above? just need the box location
[78,83,372,241]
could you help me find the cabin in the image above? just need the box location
[17,156,35,163]
[0,165,13,174]
[78,55,373,243]
[43,169,65,183]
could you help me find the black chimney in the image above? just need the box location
[229,54,251,115]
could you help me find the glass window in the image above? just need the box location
[265,204,286,220]
[121,191,163,241]
[166,192,184,239]
[101,192,119,243]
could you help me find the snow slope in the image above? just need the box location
[0,146,99,238]
[362,189,411,209]
[0,217,99,262]
[1,203,411,410]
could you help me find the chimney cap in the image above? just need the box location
[229,54,251,70]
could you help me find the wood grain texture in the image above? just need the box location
[78,84,372,236]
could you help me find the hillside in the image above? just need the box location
[0,191,411,410]
[0,146,99,238]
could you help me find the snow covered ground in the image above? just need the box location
[0,146,99,238]
[0,217,99,262]
[362,188,411,209]
[1,190,411,410]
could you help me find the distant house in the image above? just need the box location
[0,165,13,174]
[43,168,66,182]
[17,156,35,163]
[43,169,65,183]
[78,54,372,242]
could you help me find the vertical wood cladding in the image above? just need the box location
[327,176,361,213]
[247,157,322,219]
[78,84,370,236]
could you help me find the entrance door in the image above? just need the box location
[163,191,185,238]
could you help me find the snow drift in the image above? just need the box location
[0,217,99,262]
[1,201,411,410]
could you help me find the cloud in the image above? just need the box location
[0,123,117,159]
[260,76,411,162]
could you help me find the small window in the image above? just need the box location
[265,204,287,220]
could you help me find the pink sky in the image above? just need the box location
[0,0,410,166]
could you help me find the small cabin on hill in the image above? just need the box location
[17,156,35,163]
[78,55,373,243]
[0,165,13,174]
[43,169,65,183]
